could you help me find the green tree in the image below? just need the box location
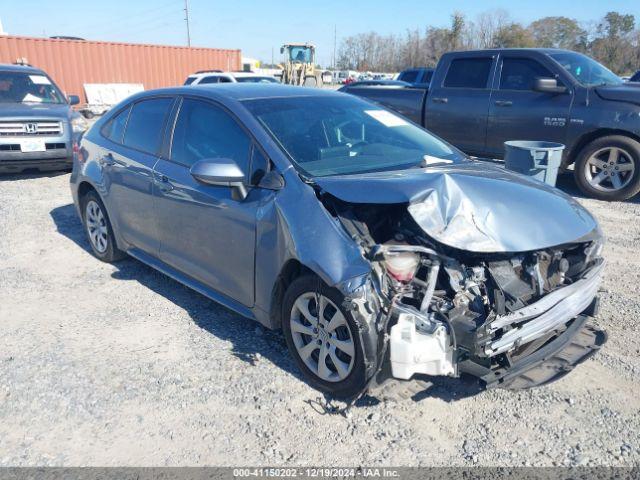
[493,23,535,48]
[528,16,587,50]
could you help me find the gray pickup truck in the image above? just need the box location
[341,49,640,201]
[0,64,87,174]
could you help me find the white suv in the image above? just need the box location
[184,71,279,85]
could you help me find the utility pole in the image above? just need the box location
[333,25,337,70]
[184,0,191,47]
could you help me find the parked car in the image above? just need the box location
[397,67,435,86]
[342,49,640,201]
[629,70,640,83]
[71,84,605,397]
[0,63,87,173]
[184,71,279,85]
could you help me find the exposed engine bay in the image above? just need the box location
[323,196,606,389]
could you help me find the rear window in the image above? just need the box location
[398,70,419,83]
[123,98,173,154]
[444,58,493,88]
[184,77,196,85]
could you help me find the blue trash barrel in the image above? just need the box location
[504,140,565,186]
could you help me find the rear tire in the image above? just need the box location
[574,135,640,201]
[80,190,125,263]
[282,275,367,398]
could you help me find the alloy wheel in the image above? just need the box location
[584,147,635,192]
[289,292,355,382]
[85,200,108,253]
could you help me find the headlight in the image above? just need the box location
[71,116,88,133]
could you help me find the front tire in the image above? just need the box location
[574,135,640,201]
[282,275,366,398]
[80,190,125,262]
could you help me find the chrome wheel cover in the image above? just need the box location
[584,147,635,192]
[289,292,355,382]
[85,200,108,253]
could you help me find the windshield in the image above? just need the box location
[243,95,463,177]
[288,46,312,63]
[0,71,66,104]
[549,52,623,87]
[236,76,278,83]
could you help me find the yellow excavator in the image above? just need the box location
[279,43,323,87]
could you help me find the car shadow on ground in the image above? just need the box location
[50,202,485,409]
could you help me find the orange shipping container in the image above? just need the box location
[0,35,241,103]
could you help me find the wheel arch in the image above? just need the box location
[566,129,640,167]
[269,259,316,330]
[77,180,98,201]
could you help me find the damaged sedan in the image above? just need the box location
[71,84,606,398]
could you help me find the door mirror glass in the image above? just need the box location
[533,77,568,94]
[68,94,80,105]
[190,158,247,199]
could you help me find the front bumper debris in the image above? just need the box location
[480,315,607,389]
[483,261,604,357]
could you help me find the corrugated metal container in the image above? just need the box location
[0,35,241,103]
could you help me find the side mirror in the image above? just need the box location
[190,158,247,199]
[533,77,567,94]
[68,95,80,105]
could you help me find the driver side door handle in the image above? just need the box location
[154,173,174,193]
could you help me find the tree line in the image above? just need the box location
[336,10,640,74]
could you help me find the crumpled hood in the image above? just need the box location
[0,102,73,120]
[595,83,640,106]
[314,162,600,253]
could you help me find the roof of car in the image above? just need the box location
[0,63,44,74]
[189,83,336,100]
[137,83,339,102]
[446,48,575,56]
[188,71,275,79]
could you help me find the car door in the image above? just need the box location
[153,97,266,307]
[485,55,573,158]
[425,55,496,156]
[100,96,174,254]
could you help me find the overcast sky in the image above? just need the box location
[1,0,638,65]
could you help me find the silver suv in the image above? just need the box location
[0,64,87,173]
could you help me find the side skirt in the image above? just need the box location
[127,247,256,321]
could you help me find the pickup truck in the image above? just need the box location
[341,49,640,201]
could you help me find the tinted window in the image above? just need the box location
[444,58,492,88]
[123,98,173,154]
[184,77,196,85]
[421,70,434,83]
[171,98,251,172]
[500,58,554,90]
[249,145,269,185]
[199,76,219,84]
[218,77,233,83]
[101,106,130,143]
[399,70,418,83]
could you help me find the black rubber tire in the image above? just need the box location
[80,190,126,263]
[82,110,95,119]
[282,275,367,398]
[574,135,640,201]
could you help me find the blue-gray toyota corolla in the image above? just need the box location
[70,84,606,398]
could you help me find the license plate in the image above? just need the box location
[20,139,46,152]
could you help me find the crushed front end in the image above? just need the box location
[327,197,607,390]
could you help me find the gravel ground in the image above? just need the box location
[0,170,638,467]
